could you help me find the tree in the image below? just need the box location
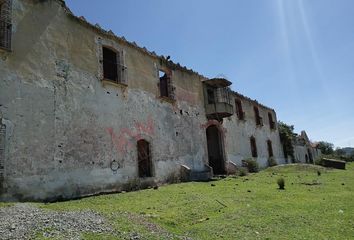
[350,152,354,161]
[317,141,334,155]
[278,121,296,161]
[334,147,345,156]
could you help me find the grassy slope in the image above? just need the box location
[0,202,13,208]
[33,163,354,239]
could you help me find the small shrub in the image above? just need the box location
[139,179,155,190]
[315,157,324,166]
[242,158,259,173]
[165,172,181,184]
[123,178,140,191]
[268,157,277,167]
[277,177,285,190]
[238,167,249,176]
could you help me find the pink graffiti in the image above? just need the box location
[107,116,155,154]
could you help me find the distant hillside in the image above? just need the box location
[341,147,354,156]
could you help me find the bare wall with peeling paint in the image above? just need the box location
[0,0,209,201]
[0,0,287,201]
[223,96,286,168]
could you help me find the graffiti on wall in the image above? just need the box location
[106,116,155,155]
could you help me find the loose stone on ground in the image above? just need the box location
[0,203,116,240]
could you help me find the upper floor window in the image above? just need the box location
[158,70,175,100]
[254,106,263,126]
[268,112,276,130]
[267,140,274,157]
[250,136,258,158]
[102,46,127,85]
[207,88,215,104]
[235,98,245,120]
[0,0,12,50]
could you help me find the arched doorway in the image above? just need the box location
[206,125,225,174]
[137,139,152,178]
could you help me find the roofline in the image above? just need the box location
[231,91,275,112]
[52,0,277,114]
[55,0,207,80]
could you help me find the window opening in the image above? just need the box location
[250,136,258,158]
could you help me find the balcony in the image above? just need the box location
[203,79,234,120]
[205,101,234,119]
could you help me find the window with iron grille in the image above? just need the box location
[102,46,127,85]
[235,99,245,120]
[0,0,12,50]
[268,112,276,130]
[250,136,258,158]
[158,70,175,100]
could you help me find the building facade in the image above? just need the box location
[293,131,321,164]
[224,92,284,169]
[0,0,287,201]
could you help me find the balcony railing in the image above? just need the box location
[214,87,232,105]
[205,87,234,120]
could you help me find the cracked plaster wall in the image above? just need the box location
[223,98,286,168]
[0,0,288,201]
[0,0,208,201]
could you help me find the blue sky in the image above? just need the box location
[65,0,354,148]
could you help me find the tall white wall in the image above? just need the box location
[223,95,285,168]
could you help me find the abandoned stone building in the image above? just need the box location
[0,0,317,201]
[292,131,321,164]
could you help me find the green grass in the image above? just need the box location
[30,163,354,239]
[0,202,13,208]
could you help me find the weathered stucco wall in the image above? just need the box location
[294,145,309,163]
[0,0,209,201]
[223,95,285,168]
[294,145,321,164]
[293,131,321,164]
[0,0,292,201]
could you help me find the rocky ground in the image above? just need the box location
[0,203,191,240]
[0,203,116,240]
